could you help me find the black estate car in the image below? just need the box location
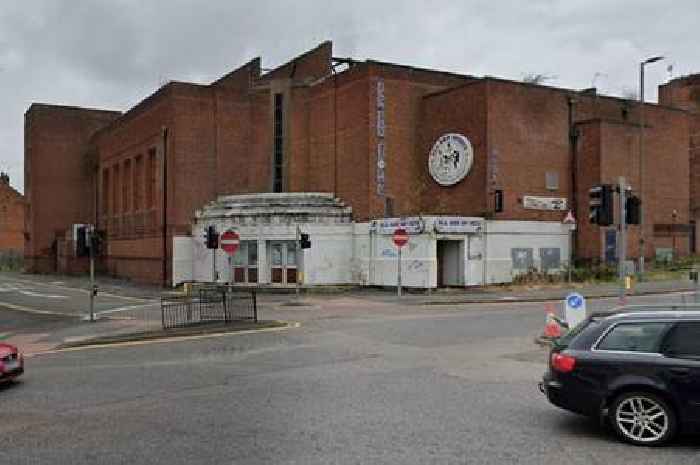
[540,308,700,446]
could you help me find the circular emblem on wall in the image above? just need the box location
[428,133,473,186]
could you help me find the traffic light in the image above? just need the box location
[76,226,89,257]
[90,230,105,256]
[589,184,614,226]
[205,225,219,249]
[300,233,311,249]
[626,195,641,225]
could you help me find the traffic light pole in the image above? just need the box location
[618,177,627,303]
[88,226,95,322]
[296,225,301,298]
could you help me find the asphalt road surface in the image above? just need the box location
[2,292,700,465]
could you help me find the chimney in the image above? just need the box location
[0,172,9,185]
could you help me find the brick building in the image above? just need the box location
[23,42,700,286]
[0,172,25,257]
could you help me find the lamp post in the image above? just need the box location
[672,209,678,261]
[638,55,664,278]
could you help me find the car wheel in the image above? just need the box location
[610,391,676,446]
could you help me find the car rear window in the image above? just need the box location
[554,317,600,349]
[596,322,670,353]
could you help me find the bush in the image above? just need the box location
[0,250,23,271]
[512,263,617,285]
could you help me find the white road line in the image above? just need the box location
[96,302,159,316]
[0,301,76,317]
[2,277,153,303]
[18,290,69,299]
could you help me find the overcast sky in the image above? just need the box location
[1,0,698,193]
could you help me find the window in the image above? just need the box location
[102,169,110,215]
[273,93,284,193]
[112,164,120,214]
[147,148,156,208]
[661,323,700,359]
[494,190,504,213]
[384,197,394,217]
[597,322,670,353]
[545,172,559,191]
[134,155,143,211]
[123,159,132,212]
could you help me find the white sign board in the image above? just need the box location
[564,292,586,328]
[371,217,424,235]
[434,217,484,234]
[523,196,568,211]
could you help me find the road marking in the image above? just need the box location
[31,322,301,356]
[18,290,69,299]
[2,277,153,303]
[95,302,160,316]
[0,301,77,317]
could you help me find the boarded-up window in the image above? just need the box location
[511,248,534,270]
[540,248,561,270]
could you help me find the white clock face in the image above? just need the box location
[428,133,473,186]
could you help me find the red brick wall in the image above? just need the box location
[418,81,488,216]
[368,63,471,219]
[0,180,24,253]
[24,104,120,273]
[659,75,700,252]
[94,84,176,283]
[486,80,572,221]
[574,122,602,260]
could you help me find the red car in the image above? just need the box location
[0,343,24,383]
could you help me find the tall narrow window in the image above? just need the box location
[123,159,132,213]
[273,93,284,193]
[102,169,110,216]
[113,164,120,214]
[147,148,156,208]
[134,155,143,211]
[495,190,504,213]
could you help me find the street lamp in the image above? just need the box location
[638,55,664,278]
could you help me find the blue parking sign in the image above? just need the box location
[564,292,586,327]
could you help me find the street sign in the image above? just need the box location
[564,292,586,328]
[393,228,409,248]
[220,230,240,255]
[562,210,576,225]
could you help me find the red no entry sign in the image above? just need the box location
[219,230,240,255]
[393,228,409,248]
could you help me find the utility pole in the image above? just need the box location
[638,55,665,278]
[88,225,96,322]
[397,246,403,298]
[296,225,301,297]
[618,177,628,303]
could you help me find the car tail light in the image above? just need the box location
[551,353,576,373]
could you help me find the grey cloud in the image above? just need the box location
[0,0,698,193]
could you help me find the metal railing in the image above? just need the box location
[161,286,257,330]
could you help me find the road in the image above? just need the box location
[2,287,699,464]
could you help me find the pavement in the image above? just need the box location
[3,290,700,465]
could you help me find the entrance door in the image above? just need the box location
[437,240,464,287]
[270,241,297,285]
[231,241,258,284]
